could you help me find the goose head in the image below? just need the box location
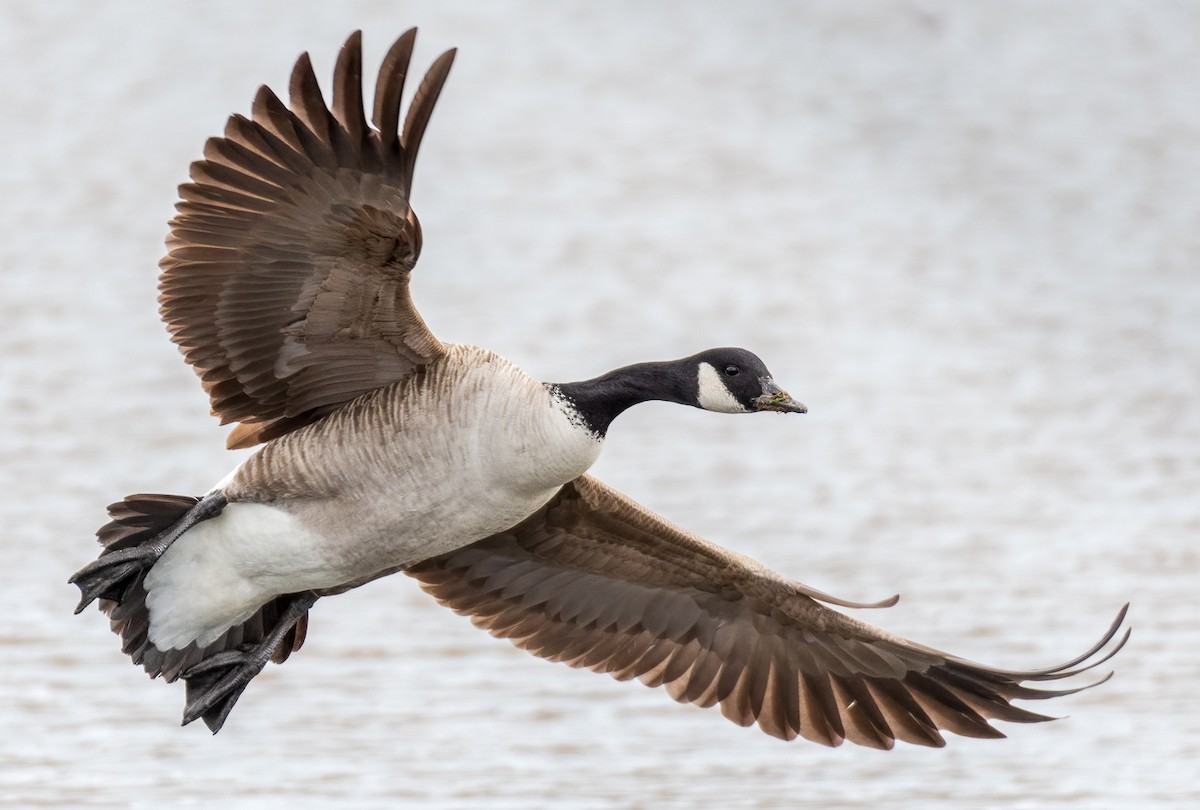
[553,346,805,437]
[689,347,807,415]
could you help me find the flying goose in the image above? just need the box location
[71,30,1127,747]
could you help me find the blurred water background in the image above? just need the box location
[2,1,1197,807]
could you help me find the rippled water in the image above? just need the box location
[3,2,1198,807]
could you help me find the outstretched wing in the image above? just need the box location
[159,30,454,448]
[407,475,1128,748]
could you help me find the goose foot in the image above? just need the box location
[181,590,319,733]
[71,491,227,612]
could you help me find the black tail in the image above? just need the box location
[74,494,310,716]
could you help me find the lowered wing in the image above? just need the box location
[408,475,1128,748]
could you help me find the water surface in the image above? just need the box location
[2,2,1197,807]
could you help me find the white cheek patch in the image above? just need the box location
[696,363,748,413]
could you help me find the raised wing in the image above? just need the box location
[407,475,1128,748]
[159,30,454,448]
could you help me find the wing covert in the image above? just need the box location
[159,30,454,448]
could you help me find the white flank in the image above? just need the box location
[696,362,747,413]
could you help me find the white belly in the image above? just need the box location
[144,345,602,650]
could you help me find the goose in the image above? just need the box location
[70,30,1128,747]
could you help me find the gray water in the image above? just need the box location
[2,2,1198,807]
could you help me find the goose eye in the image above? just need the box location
[724,365,740,377]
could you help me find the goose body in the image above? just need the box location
[145,344,602,649]
[72,29,1127,746]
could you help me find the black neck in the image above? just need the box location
[552,360,696,437]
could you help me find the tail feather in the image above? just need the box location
[87,494,310,683]
[97,494,199,552]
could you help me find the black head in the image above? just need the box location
[552,346,805,437]
[687,347,807,414]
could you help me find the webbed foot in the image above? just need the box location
[181,590,319,733]
[69,546,158,612]
[70,490,227,613]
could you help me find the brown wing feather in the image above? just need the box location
[407,475,1129,748]
[159,30,454,449]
